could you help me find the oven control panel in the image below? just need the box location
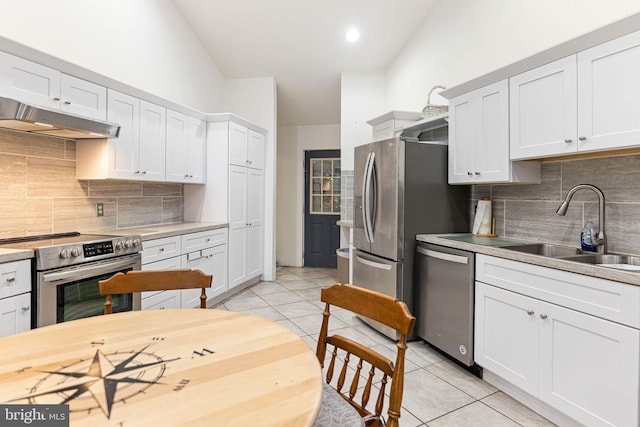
[35,235,143,270]
[83,241,114,258]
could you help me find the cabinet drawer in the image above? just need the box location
[142,254,185,298]
[0,260,31,300]
[141,289,181,310]
[141,236,181,264]
[476,254,640,328]
[181,228,228,252]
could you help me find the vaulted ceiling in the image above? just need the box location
[173,0,438,126]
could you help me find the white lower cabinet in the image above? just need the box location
[181,229,228,306]
[475,255,640,427]
[141,229,228,309]
[0,260,32,337]
[141,240,184,310]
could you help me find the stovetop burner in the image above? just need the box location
[0,232,127,249]
[0,232,143,270]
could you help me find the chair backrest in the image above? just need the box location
[315,283,416,427]
[99,269,212,314]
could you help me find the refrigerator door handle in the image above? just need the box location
[354,252,392,271]
[363,152,376,243]
[370,152,377,237]
[418,246,469,265]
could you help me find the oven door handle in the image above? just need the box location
[42,257,139,283]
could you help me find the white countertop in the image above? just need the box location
[0,248,34,264]
[417,233,640,287]
[89,222,228,241]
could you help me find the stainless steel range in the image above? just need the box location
[0,232,142,327]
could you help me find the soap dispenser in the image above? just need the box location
[581,220,598,252]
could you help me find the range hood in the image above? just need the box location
[0,97,120,139]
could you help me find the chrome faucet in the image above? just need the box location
[556,184,606,253]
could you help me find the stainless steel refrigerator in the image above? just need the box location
[353,137,469,339]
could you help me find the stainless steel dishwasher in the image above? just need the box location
[415,242,475,367]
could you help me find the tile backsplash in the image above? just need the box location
[340,150,640,255]
[0,129,183,239]
[473,154,640,255]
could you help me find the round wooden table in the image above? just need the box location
[0,309,323,426]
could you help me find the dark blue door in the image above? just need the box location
[304,150,341,268]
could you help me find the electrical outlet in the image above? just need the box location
[96,203,104,217]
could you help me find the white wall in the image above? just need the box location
[0,0,225,112]
[386,0,640,111]
[276,124,341,267]
[224,77,278,280]
[340,70,386,170]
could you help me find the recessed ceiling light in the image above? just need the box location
[345,28,360,43]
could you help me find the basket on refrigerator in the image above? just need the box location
[421,85,448,118]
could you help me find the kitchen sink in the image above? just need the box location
[558,254,640,271]
[503,243,583,258]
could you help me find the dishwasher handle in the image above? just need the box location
[417,246,469,265]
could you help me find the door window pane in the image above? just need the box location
[309,157,341,214]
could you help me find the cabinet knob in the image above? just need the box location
[141,171,147,174]
[527,310,534,316]
[184,174,189,178]
[540,314,548,320]
[475,172,480,175]
[53,97,61,101]
[64,101,71,105]
[564,139,572,143]
[134,170,140,174]
[6,277,15,283]
[21,306,30,311]
[578,136,587,141]
[467,171,473,176]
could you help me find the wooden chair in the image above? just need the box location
[99,269,212,314]
[315,283,416,427]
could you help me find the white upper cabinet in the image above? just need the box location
[187,116,206,182]
[0,51,107,121]
[577,30,640,152]
[509,56,577,159]
[166,110,205,184]
[247,129,265,170]
[229,121,264,170]
[76,90,166,181]
[449,79,540,184]
[107,90,141,179]
[139,100,167,181]
[510,29,640,159]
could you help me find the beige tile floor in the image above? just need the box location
[215,266,558,427]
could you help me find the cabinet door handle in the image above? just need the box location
[564,139,572,143]
[540,314,548,320]
[578,136,587,141]
[64,101,71,105]
[53,97,61,101]
[475,172,480,175]
[467,171,473,176]
[6,277,15,283]
[21,306,30,311]
[527,310,534,316]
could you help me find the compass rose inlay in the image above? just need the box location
[9,345,179,418]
